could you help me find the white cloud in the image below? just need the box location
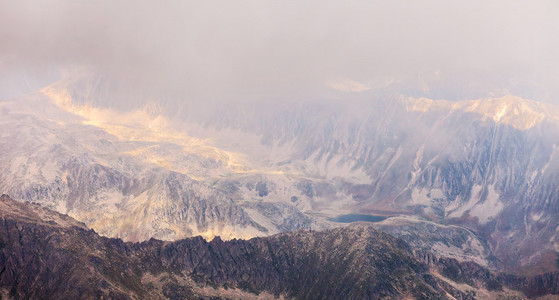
[0,0,557,103]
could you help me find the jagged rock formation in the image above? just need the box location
[3,194,559,299]
[416,250,559,299]
[0,194,512,299]
[372,217,499,269]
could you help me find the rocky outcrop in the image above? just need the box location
[4,194,559,299]
[415,249,559,298]
[373,217,500,269]
[0,194,472,299]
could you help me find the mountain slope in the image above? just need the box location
[3,76,559,273]
[0,90,328,242]
[175,93,559,273]
[0,194,465,299]
[3,194,559,299]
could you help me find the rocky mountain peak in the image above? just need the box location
[0,194,88,230]
[404,95,559,130]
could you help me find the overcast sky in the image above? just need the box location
[1,0,558,103]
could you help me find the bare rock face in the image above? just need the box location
[0,91,330,243]
[416,249,559,299]
[372,216,500,270]
[3,194,559,299]
[0,194,490,299]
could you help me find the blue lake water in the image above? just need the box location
[328,214,387,223]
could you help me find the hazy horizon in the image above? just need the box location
[1,1,558,105]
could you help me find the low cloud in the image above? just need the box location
[1,0,558,105]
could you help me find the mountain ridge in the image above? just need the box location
[3,193,559,299]
[3,78,559,274]
[403,95,559,130]
[0,194,463,299]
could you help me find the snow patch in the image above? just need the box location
[447,185,483,219]
[468,185,503,224]
[304,152,371,184]
[552,226,559,252]
[431,241,489,267]
[410,188,430,206]
[531,211,544,222]
[408,144,424,186]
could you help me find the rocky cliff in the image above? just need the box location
[3,194,559,299]
[0,194,497,299]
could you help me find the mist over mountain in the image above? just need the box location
[3,76,559,276]
[2,1,558,105]
[2,0,559,298]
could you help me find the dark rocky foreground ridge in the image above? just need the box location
[0,194,558,299]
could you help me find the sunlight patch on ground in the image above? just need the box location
[41,86,294,177]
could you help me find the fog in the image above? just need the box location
[1,0,558,105]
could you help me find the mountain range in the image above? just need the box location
[2,75,559,278]
[4,193,559,299]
